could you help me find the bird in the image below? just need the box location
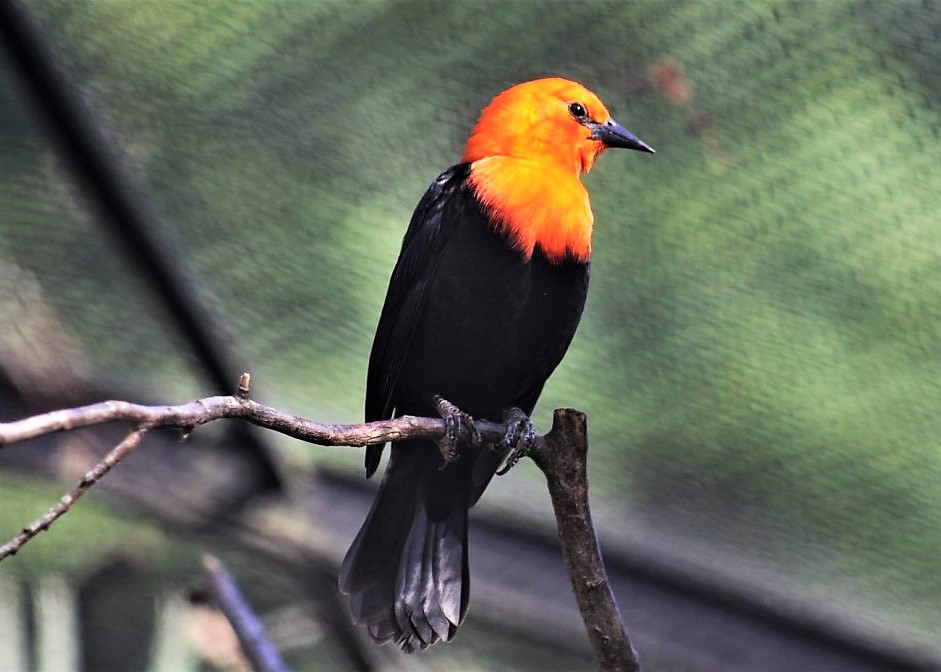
[339,77,653,652]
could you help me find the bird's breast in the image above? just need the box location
[468,157,594,263]
[396,208,589,421]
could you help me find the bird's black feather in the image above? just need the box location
[341,163,589,650]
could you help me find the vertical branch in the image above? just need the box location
[531,409,640,672]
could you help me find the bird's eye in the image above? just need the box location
[568,102,589,121]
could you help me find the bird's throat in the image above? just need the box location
[468,157,593,263]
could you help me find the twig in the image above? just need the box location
[203,554,291,672]
[0,427,147,561]
[531,408,641,672]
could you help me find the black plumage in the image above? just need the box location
[339,163,589,651]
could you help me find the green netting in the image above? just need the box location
[2,0,940,664]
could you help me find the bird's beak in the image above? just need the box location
[590,118,655,154]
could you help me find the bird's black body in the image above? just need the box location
[339,163,589,651]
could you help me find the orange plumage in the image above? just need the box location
[462,78,618,262]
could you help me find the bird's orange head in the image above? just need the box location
[461,77,652,263]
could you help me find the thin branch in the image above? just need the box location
[0,392,506,563]
[0,390,514,563]
[0,395,511,449]
[0,427,147,561]
[203,554,291,672]
[531,408,641,672]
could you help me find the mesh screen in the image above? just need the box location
[2,0,940,663]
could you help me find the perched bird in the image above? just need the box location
[339,77,653,652]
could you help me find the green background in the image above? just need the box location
[1,0,939,668]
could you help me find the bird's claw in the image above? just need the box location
[496,407,536,475]
[434,395,481,469]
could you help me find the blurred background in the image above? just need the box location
[1,1,940,670]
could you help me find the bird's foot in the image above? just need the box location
[434,396,481,469]
[496,407,537,475]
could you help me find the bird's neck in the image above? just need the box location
[468,157,593,263]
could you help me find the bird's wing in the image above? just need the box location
[364,164,471,476]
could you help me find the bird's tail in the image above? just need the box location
[338,442,470,652]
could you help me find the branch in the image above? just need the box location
[0,384,638,670]
[0,427,147,560]
[203,554,291,672]
[0,385,509,561]
[0,395,509,449]
[531,408,641,672]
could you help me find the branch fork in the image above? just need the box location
[0,376,640,671]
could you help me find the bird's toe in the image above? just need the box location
[496,407,537,475]
[433,396,480,468]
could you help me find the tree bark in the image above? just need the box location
[532,408,641,672]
